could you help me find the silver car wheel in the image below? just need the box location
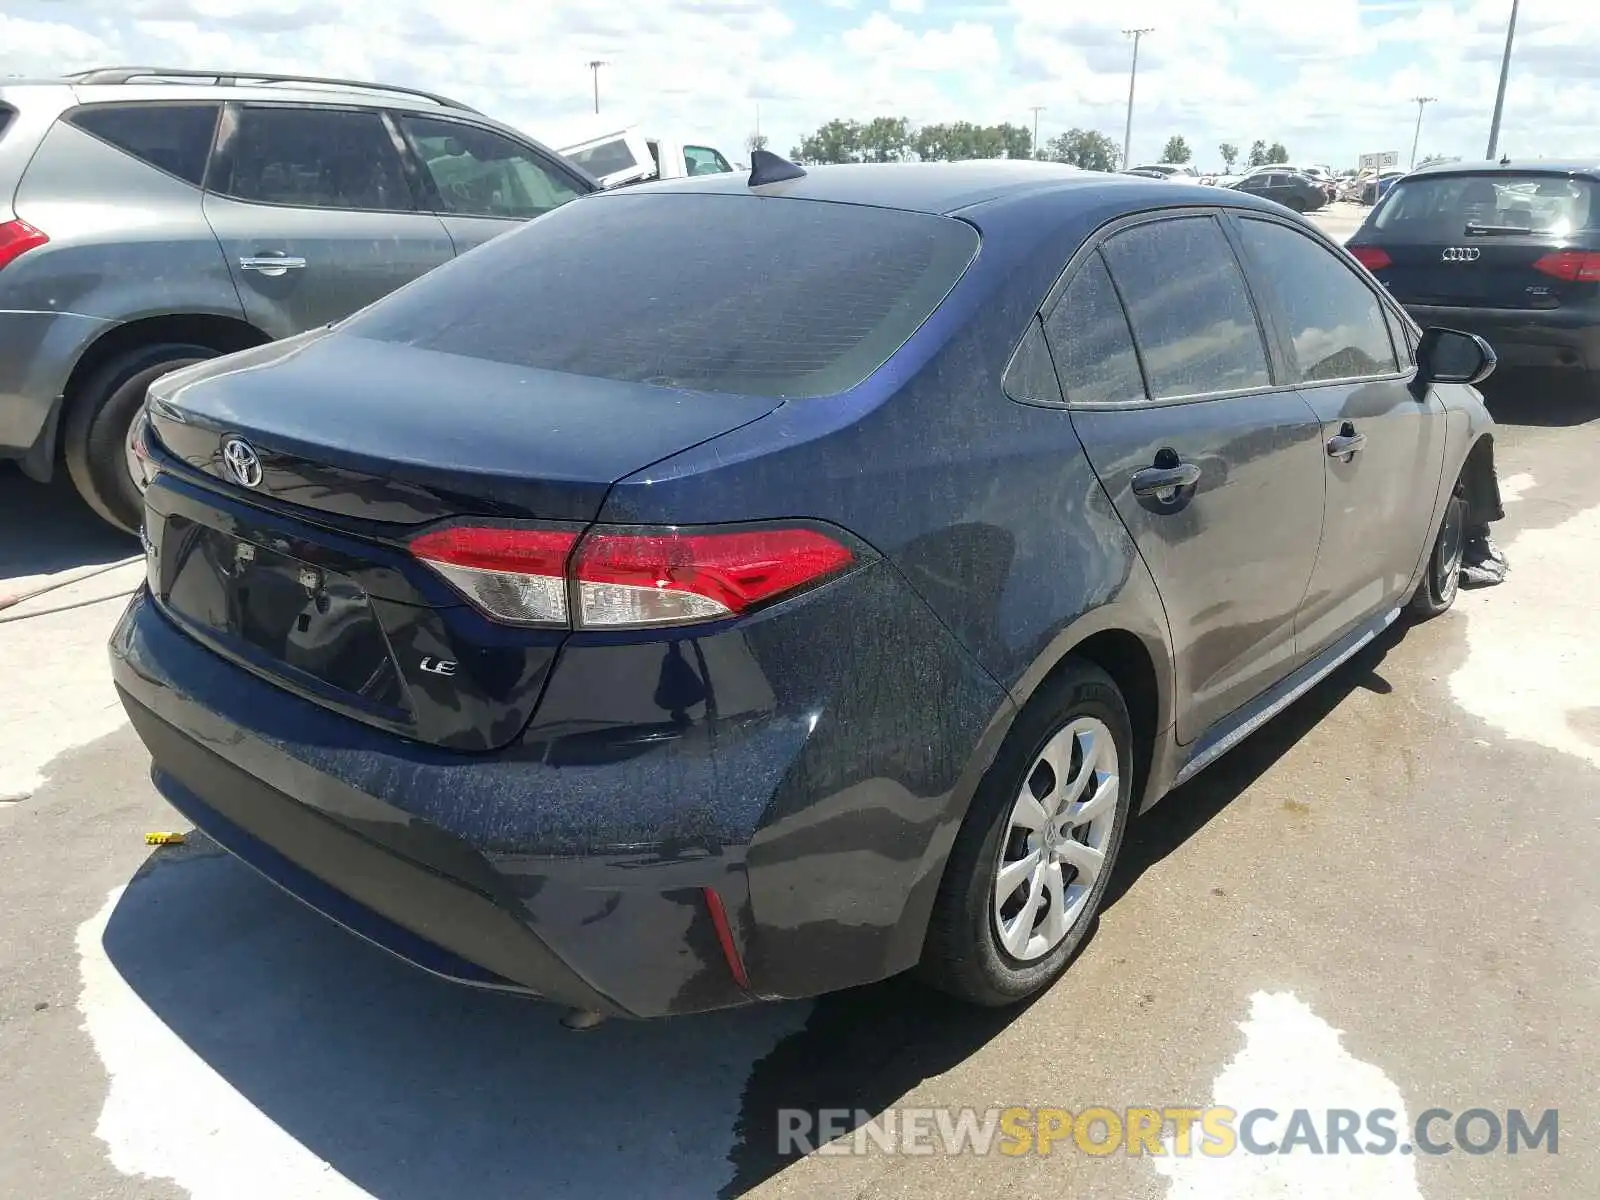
[992,716,1121,962]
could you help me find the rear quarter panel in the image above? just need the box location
[6,118,244,324]
[596,191,1182,970]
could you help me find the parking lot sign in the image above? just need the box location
[1359,150,1400,171]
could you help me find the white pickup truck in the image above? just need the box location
[555,119,736,188]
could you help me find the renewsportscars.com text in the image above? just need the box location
[778,1106,1559,1158]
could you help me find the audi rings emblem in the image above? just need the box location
[221,436,264,489]
[1441,247,1482,262]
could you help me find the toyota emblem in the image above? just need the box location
[1441,247,1481,262]
[221,436,263,489]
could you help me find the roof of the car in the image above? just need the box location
[611,159,1286,217]
[1408,158,1600,179]
[0,72,475,117]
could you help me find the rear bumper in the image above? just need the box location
[110,559,1009,1015]
[1401,302,1600,371]
[0,308,111,468]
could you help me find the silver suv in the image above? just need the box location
[0,68,597,530]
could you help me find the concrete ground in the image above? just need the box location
[2,212,1594,1198]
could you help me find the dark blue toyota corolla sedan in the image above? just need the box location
[111,155,1499,1019]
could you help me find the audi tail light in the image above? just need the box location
[409,521,859,630]
[1532,249,1600,283]
[1349,245,1391,272]
[0,219,48,272]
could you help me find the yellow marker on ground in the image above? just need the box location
[144,832,186,846]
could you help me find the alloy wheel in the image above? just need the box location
[992,716,1121,962]
[1435,495,1466,607]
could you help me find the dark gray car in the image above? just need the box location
[0,68,597,531]
[1229,169,1328,213]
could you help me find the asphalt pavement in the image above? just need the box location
[2,207,1595,1198]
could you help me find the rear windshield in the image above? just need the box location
[1375,173,1599,239]
[342,192,981,399]
[566,137,643,180]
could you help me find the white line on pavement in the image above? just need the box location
[1153,991,1422,1198]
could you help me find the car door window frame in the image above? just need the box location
[393,112,592,216]
[205,101,425,214]
[1032,207,1288,410]
[1221,210,1415,389]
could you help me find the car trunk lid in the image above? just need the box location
[146,328,782,525]
[141,328,781,752]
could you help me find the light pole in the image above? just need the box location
[1029,105,1045,157]
[1409,96,1435,168]
[1121,28,1154,170]
[1485,0,1519,160]
[587,60,608,115]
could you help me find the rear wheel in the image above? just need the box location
[1284,196,1306,213]
[920,662,1134,1006]
[1410,487,1467,619]
[63,344,215,532]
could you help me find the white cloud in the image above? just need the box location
[1,0,1596,168]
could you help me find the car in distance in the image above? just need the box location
[1227,168,1329,213]
[0,67,596,533]
[1347,160,1600,392]
[110,156,1497,1019]
[1127,163,1199,181]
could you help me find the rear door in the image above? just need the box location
[1362,171,1600,311]
[1231,214,1447,653]
[394,113,590,254]
[1050,212,1326,742]
[202,103,456,339]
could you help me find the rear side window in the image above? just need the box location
[567,136,644,180]
[68,103,220,187]
[220,106,413,212]
[342,193,980,399]
[1237,218,1398,382]
[1044,253,1144,405]
[1100,217,1272,399]
[1376,173,1598,238]
[1003,318,1063,404]
[401,115,582,219]
[684,145,733,176]
[0,105,14,141]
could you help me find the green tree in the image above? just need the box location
[1266,141,1290,164]
[1218,142,1239,171]
[1161,135,1191,164]
[915,121,1034,161]
[857,115,915,162]
[1042,128,1120,172]
[792,118,861,164]
[1247,139,1268,168]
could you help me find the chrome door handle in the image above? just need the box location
[1326,421,1366,460]
[238,255,307,276]
[1130,462,1202,496]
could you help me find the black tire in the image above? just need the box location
[1284,196,1306,213]
[63,344,215,533]
[1410,487,1467,619]
[919,661,1135,1007]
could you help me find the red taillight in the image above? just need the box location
[0,219,48,271]
[1533,249,1600,283]
[409,522,856,629]
[572,526,854,628]
[1350,245,1391,272]
[409,526,579,626]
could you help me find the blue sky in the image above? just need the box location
[4,0,1595,171]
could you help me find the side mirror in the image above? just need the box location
[1417,326,1497,386]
